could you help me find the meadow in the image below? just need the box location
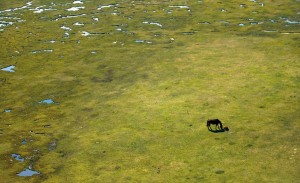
[0,0,299,182]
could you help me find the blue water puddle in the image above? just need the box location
[38,99,55,104]
[142,21,163,27]
[285,19,300,24]
[73,22,84,26]
[199,21,210,24]
[135,40,152,44]
[1,65,15,72]
[169,5,190,9]
[60,25,72,31]
[239,4,246,8]
[73,0,83,4]
[32,49,53,54]
[97,4,117,10]
[17,168,40,177]
[30,6,57,14]
[48,40,56,43]
[4,109,12,113]
[67,6,85,12]
[54,13,87,21]
[269,19,276,23]
[12,154,25,162]
[81,31,108,36]
[135,40,145,43]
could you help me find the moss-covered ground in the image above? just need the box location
[0,0,299,182]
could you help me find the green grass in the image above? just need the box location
[0,0,299,182]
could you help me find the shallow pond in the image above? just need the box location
[1,65,15,72]
[17,168,40,177]
[38,99,55,104]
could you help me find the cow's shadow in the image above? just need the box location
[208,128,226,133]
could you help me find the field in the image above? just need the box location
[0,0,299,182]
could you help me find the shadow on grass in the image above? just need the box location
[208,129,227,133]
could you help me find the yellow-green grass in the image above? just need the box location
[0,0,299,182]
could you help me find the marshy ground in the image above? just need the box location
[0,0,299,182]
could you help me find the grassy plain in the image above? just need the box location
[0,0,299,182]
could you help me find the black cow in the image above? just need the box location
[207,119,229,131]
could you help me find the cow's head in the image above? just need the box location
[223,126,229,131]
